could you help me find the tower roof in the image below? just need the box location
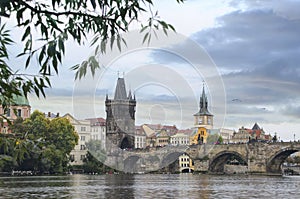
[0,94,30,106]
[194,84,213,116]
[114,78,127,100]
[252,123,261,130]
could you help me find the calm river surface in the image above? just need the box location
[0,174,299,199]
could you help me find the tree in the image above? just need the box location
[0,0,183,111]
[48,117,78,154]
[0,110,79,173]
[81,151,110,174]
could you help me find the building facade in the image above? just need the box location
[88,118,106,150]
[64,114,107,165]
[156,129,170,147]
[135,125,146,149]
[64,114,91,165]
[231,123,272,143]
[179,154,194,173]
[0,94,31,134]
[219,128,235,144]
[170,133,190,146]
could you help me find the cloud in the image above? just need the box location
[183,4,300,132]
[230,0,300,20]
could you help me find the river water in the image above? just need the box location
[0,174,299,199]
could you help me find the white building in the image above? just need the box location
[63,114,106,165]
[135,126,146,149]
[86,118,106,150]
[219,128,235,144]
[170,133,190,146]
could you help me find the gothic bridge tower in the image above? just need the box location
[191,84,214,144]
[105,77,136,150]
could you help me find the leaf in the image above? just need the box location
[25,56,31,68]
[142,32,149,44]
[58,38,65,54]
[21,26,31,41]
[90,0,96,9]
[140,25,148,33]
[110,35,115,50]
[117,35,121,51]
[52,56,58,74]
[100,40,107,53]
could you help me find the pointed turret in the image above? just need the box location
[194,84,212,116]
[114,78,127,100]
[128,89,132,100]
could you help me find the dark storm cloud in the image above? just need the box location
[193,9,300,71]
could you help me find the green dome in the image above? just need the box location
[0,94,30,106]
[11,94,30,106]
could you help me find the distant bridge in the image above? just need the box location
[93,141,300,174]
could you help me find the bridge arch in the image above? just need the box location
[209,151,247,173]
[160,152,183,169]
[267,147,300,174]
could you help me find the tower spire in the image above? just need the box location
[195,81,212,116]
[114,77,127,100]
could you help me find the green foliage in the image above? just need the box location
[49,117,78,152]
[0,1,183,108]
[0,110,78,174]
[0,23,50,115]
[80,151,111,174]
[207,134,223,144]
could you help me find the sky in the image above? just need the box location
[4,0,300,141]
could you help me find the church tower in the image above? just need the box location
[105,77,136,150]
[191,84,214,144]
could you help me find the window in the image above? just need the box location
[80,145,86,150]
[6,109,10,117]
[17,109,22,117]
[81,136,85,141]
[80,155,85,160]
[70,154,75,162]
[198,117,203,124]
[81,127,86,131]
[2,126,7,134]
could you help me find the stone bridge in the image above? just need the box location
[187,142,300,174]
[95,142,300,174]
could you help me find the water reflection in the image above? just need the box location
[104,174,134,199]
[0,174,299,198]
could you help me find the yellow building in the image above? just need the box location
[190,127,209,145]
[156,129,170,147]
[192,84,213,144]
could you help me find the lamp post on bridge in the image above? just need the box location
[294,133,296,142]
